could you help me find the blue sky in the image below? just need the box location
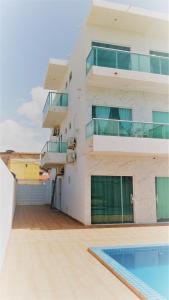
[0,0,168,151]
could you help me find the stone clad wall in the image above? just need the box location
[84,155,169,224]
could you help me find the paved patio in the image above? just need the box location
[0,205,168,300]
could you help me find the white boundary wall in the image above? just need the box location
[16,181,52,205]
[0,159,16,270]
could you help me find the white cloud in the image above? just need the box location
[17,86,48,122]
[0,119,49,152]
[0,86,50,152]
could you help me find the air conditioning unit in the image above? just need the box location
[68,137,76,149]
[66,150,76,163]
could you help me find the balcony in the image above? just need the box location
[86,47,169,93]
[44,58,69,90]
[86,118,169,156]
[41,142,67,169]
[42,92,68,128]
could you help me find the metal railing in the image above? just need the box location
[43,92,68,115]
[86,46,169,75]
[86,118,169,139]
[41,141,68,155]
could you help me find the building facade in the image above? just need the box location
[0,152,49,182]
[41,0,169,225]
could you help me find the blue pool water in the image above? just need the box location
[91,245,169,300]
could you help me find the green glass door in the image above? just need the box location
[91,176,133,224]
[122,177,133,223]
[156,177,169,222]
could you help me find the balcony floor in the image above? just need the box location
[0,205,168,300]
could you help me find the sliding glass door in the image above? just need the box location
[91,176,133,224]
[156,177,169,222]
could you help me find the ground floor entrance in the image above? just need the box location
[156,177,169,222]
[91,176,134,224]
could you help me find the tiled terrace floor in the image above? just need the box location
[0,205,168,300]
[12,205,84,230]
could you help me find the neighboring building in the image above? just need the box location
[0,151,49,182]
[41,0,169,225]
[9,159,40,181]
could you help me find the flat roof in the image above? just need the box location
[0,152,40,155]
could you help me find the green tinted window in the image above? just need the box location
[92,106,132,121]
[92,42,130,52]
[150,51,169,58]
[153,111,169,124]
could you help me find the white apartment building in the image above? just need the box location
[41,0,169,225]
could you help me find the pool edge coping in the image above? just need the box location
[88,244,168,300]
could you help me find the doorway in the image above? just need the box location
[91,176,134,224]
[156,177,169,222]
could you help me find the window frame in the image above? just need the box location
[92,105,133,121]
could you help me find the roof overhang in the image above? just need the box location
[87,0,169,35]
[44,59,69,90]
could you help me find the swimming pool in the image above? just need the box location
[89,244,169,300]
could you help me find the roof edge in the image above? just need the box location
[90,0,169,22]
[49,58,69,66]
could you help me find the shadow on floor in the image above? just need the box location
[12,205,168,230]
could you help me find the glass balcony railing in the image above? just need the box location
[86,47,169,76]
[86,119,169,140]
[43,92,68,115]
[41,142,68,155]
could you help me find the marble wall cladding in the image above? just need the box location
[61,85,169,224]
[85,155,169,224]
[86,88,169,123]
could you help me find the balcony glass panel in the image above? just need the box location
[43,92,68,115]
[86,119,169,139]
[161,58,169,75]
[86,47,169,75]
[97,47,116,68]
[117,51,130,70]
[42,142,67,154]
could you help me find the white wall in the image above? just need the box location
[85,24,169,56]
[58,25,89,224]
[86,87,169,123]
[0,159,16,270]
[85,155,169,225]
[16,181,52,205]
[47,14,169,225]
